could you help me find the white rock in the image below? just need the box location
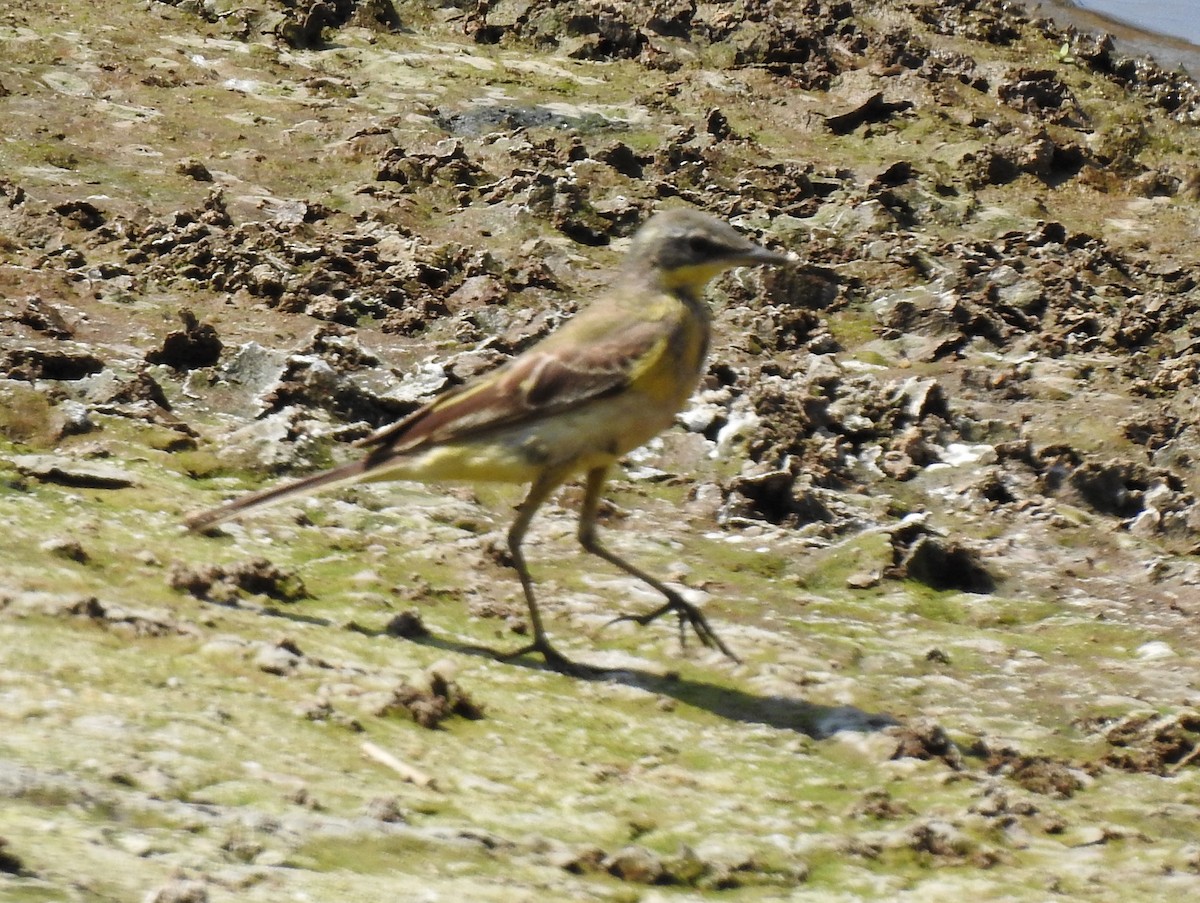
[1135,641,1176,660]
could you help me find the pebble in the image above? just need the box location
[1135,641,1176,660]
[603,844,666,884]
[11,455,138,489]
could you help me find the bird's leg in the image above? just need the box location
[493,471,592,675]
[578,467,740,663]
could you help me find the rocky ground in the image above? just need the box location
[3,0,1200,900]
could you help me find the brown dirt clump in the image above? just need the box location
[167,557,309,604]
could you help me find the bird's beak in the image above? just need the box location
[737,245,792,267]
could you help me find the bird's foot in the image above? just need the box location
[605,598,740,664]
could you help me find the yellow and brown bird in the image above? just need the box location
[186,208,789,672]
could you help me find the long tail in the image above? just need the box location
[184,457,375,531]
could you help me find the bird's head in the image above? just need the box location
[625,208,790,292]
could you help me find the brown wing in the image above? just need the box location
[359,300,677,457]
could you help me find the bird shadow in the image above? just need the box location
[408,632,900,739]
[229,604,898,738]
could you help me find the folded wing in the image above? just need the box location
[359,302,676,458]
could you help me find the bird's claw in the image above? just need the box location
[605,598,740,664]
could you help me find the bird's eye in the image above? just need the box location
[687,235,720,257]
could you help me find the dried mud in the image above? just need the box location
[2,0,1200,900]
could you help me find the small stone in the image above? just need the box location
[143,878,209,903]
[117,832,155,856]
[603,844,666,884]
[254,642,302,676]
[550,843,606,874]
[175,158,213,182]
[11,455,138,489]
[287,786,320,809]
[40,536,89,563]
[846,570,881,589]
[1135,641,1175,661]
[364,796,408,823]
[55,399,94,437]
[1040,815,1068,835]
[1070,825,1109,847]
[1128,508,1161,536]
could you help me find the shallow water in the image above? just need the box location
[1075,0,1198,45]
[1030,0,1200,75]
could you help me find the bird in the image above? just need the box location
[185,208,790,673]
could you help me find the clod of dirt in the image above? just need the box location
[0,347,103,381]
[54,400,94,439]
[667,844,712,886]
[997,68,1084,126]
[846,570,883,590]
[825,92,914,135]
[1120,412,1181,451]
[968,784,1040,819]
[985,746,1086,798]
[259,326,412,427]
[0,837,24,875]
[39,536,89,563]
[363,796,409,823]
[889,720,964,770]
[724,468,834,527]
[1100,711,1200,775]
[384,610,429,639]
[5,296,73,338]
[376,140,492,190]
[174,158,213,182]
[253,638,304,672]
[550,843,607,874]
[143,877,209,903]
[848,788,916,821]
[57,595,195,638]
[54,200,106,230]
[255,638,304,676]
[0,178,24,206]
[89,371,173,411]
[298,692,364,732]
[146,309,223,371]
[66,596,106,620]
[372,670,484,729]
[902,819,974,859]
[597,141,650,178]
[352,0,402,32]
[1065,459,1144,517]
[167,557,308,604]
[887,523,994,592]
[278,2,338,49]
[603,844,667,884]
[1062,459,1190,525]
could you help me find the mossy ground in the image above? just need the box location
[4,0,1200,900]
